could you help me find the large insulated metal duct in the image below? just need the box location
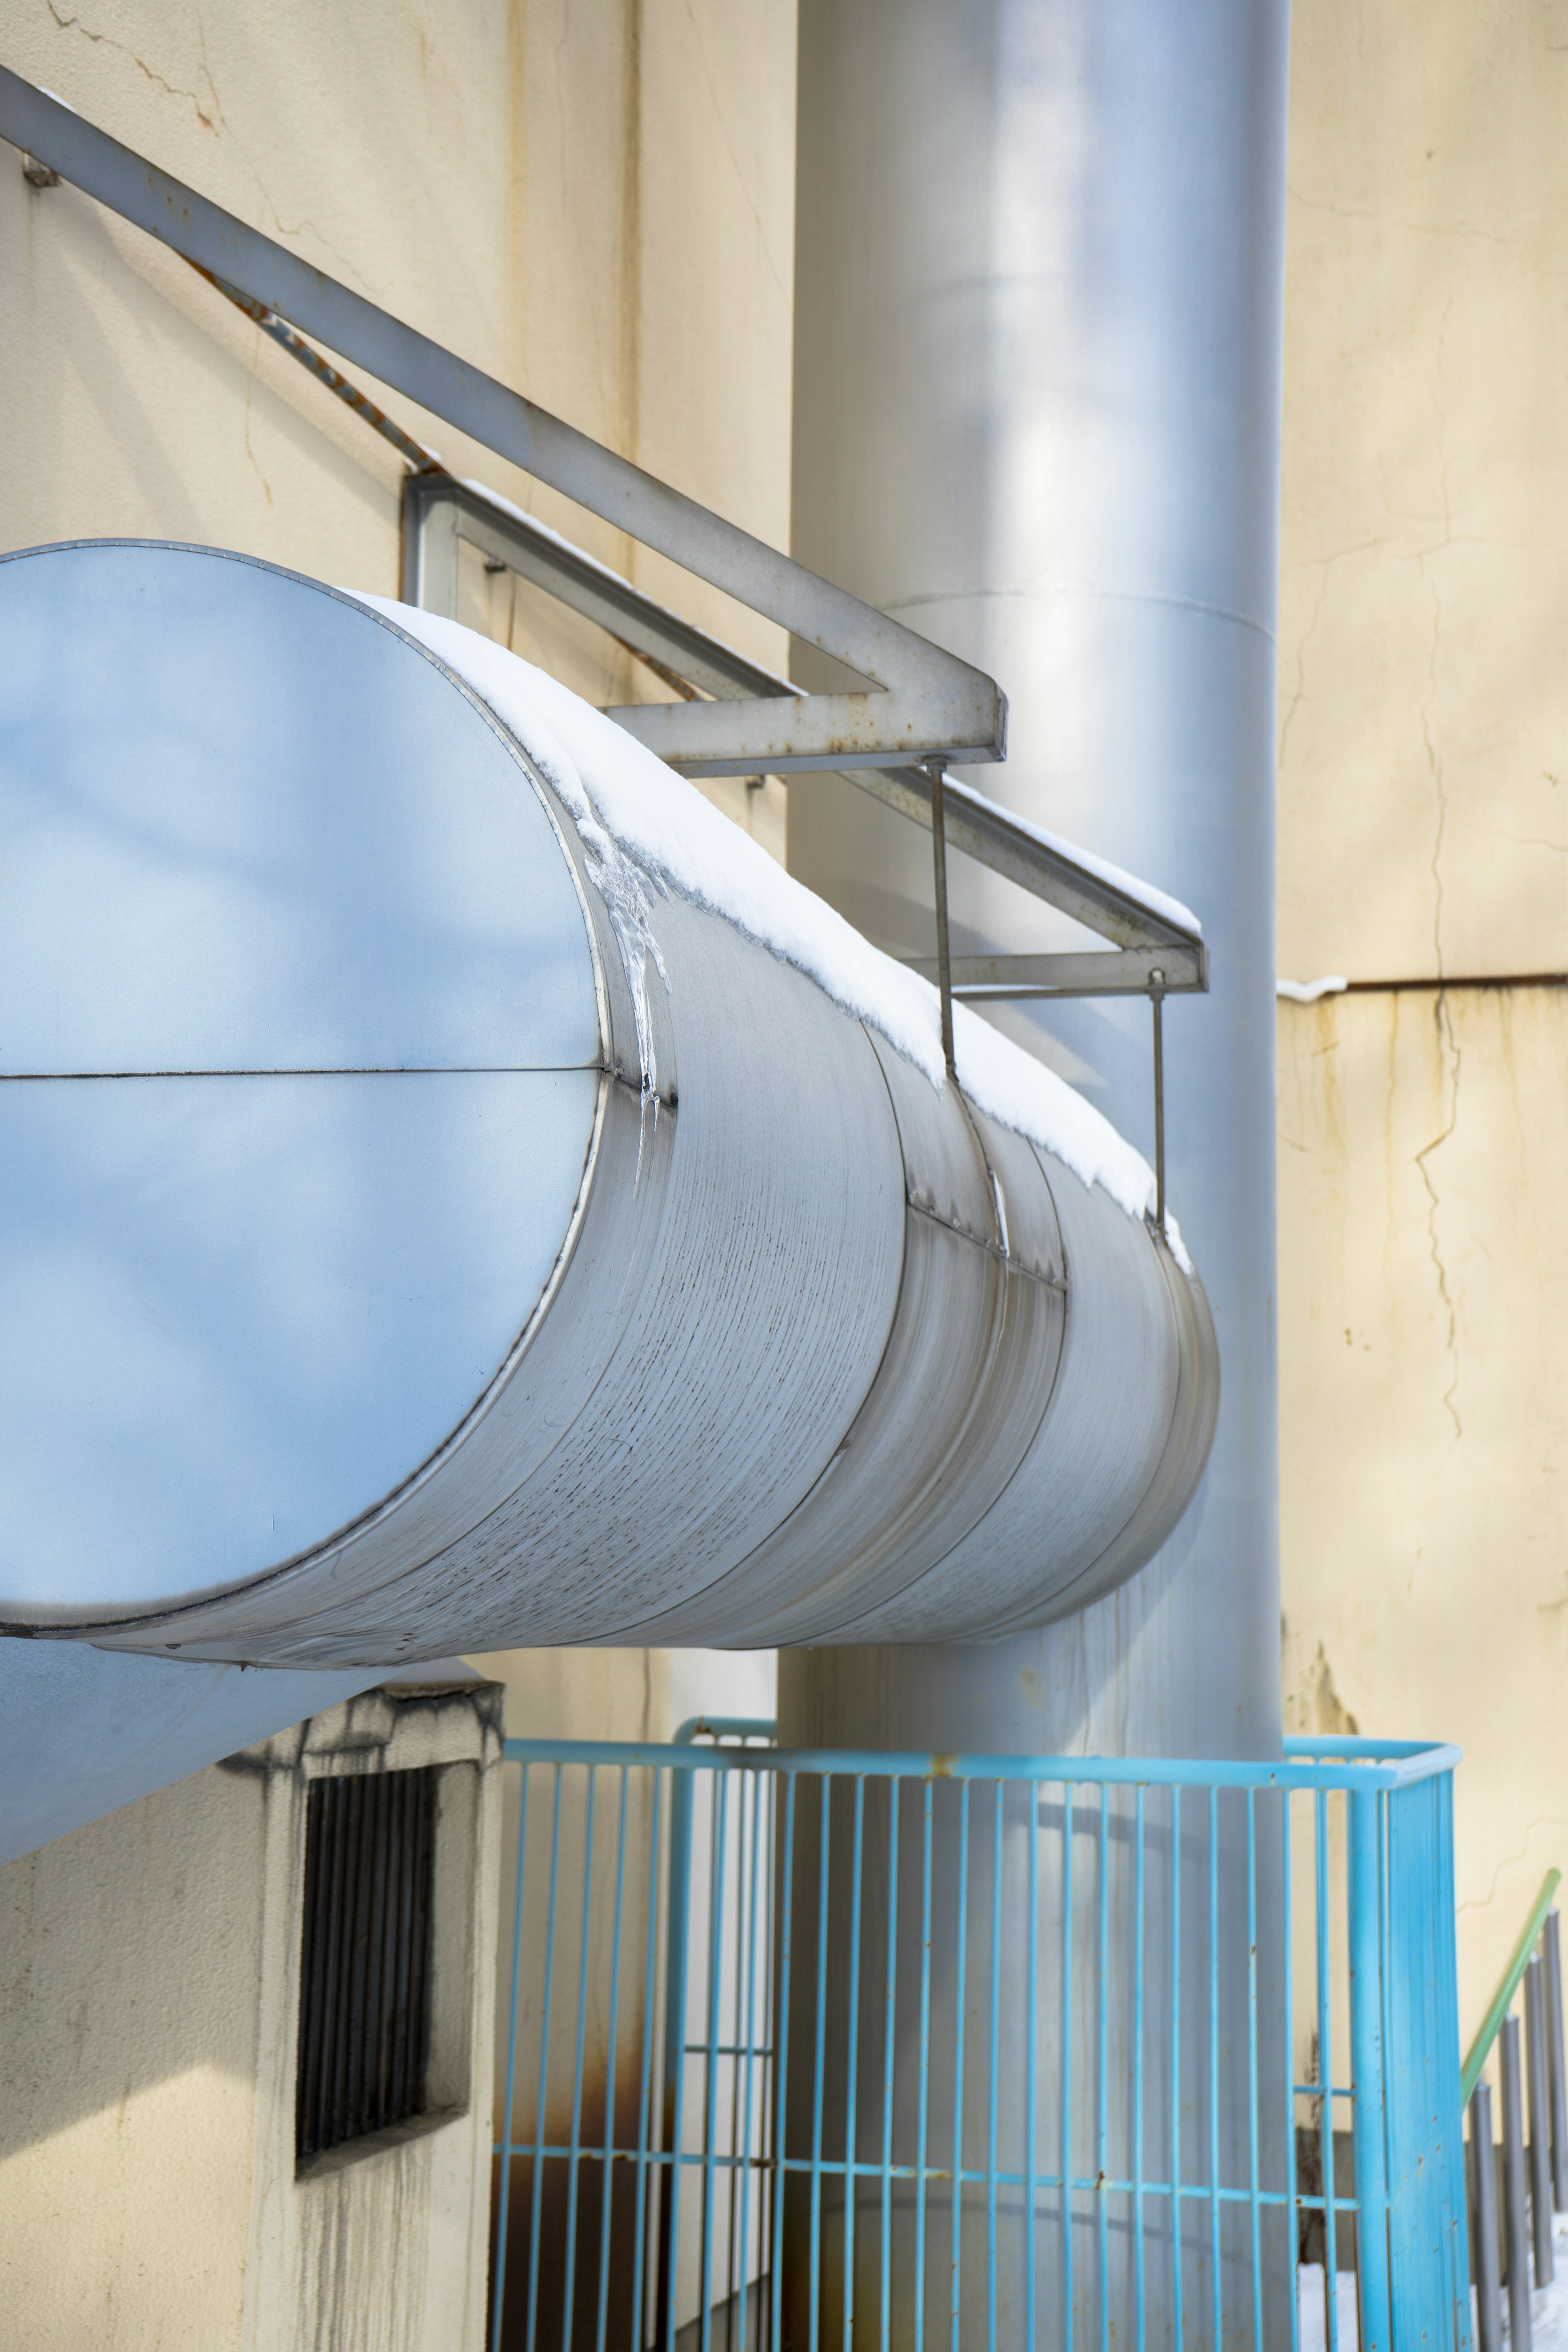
[0,540,1215,1670]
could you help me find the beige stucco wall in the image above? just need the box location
[0,1682,503,2352]
[1277,0,1568,2057]
[0,0,794,844]
[0,1753,267,2345]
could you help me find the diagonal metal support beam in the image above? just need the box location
[0,66,1004,778]
[3,67,1203,1011]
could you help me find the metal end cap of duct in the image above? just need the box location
[0,540,606,1631]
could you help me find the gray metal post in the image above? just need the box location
[1470,2080,1503,2352]
[1545,1910,1568,2210]
[1501,2015,1534,2352]
[1527,1956,1556,2283]
[927,758,956,1079]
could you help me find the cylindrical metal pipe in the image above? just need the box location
[0,539,1215,1665]
[1544,1910,1568,2211]
[1501,2015,1534,2352]
[1470,2080,1503,2352]
[788,0,1289,1751]
[1349,1791,1392,2352]
[784,7,1289,2339]
[1527,1956,1556,2284]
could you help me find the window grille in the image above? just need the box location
[296,1766,437,2162]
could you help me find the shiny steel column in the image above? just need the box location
[783,4,1292,2343]
[787,0,1289,1759]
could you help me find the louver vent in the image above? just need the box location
[295,1767,437,2162]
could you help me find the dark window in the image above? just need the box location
[295,1766,438,2162]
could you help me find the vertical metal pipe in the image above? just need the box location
[1526,1956,1555,2284]
[879,1780,898,2352]
[915,1783,935,2352]
[1282,1791,1298,2352]
[785,28,1294,2315]
[842,1776,866,2352]
[1207,1788,1222,2351]
[771,1776,799,2352]
[1501,2016,1533,2352]
[1097,1787,1110,2352]
[659,1763,697,2352]
[631,1773,666,2352]
[1469,2081,1502,2352]
[1245,1789,1262,2352]
[987,1782,1002,2352]
[1062,1782,1076,2351]
[1133,1784,1147,2352]
[526,1769,567,2352]
[1170,1784,1183,2352]
[560,1772,599,2352]
[928,760,956,1080]
[808,1775,831,2352]
[1150,987,1167,1235]
[592,1771,632,2352]
[492,1763,532,2352]
[788,0,1292,1762]
[948,1784,971,2352]
[1314,1790,1337,2352]
[1544,1911,1568,2211]
[1348,1790,1392,2352]
[1027,1780,1040,2352]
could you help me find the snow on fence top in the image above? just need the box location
[346,593,1184,1261]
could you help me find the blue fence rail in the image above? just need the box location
[487,1729,1468,2352]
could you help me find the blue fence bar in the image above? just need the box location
[487,1731,1469,2352]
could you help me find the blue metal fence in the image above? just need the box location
[488,1728,1468,2352]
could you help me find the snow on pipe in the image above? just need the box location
[0,541,1217,1668]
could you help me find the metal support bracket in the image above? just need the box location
[0,67,1005,780]
[4,59,1207,1178]
[401,471,799,706]
[928,757,957,1079]
[399,477,1207,1007]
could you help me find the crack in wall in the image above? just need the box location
[45,0,219,130]
[1414,991,1463,1443]
[241,331,274,508]
[45,0,382,296]
[679,0,791,310]
[1421,557,1448,976]
[1408,312,1466,1446]
[1277,538,1390,772]
[1457,1813,1568,1914]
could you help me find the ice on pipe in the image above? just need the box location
[343,594,1186,1263]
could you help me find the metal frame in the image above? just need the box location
[396,475,1206,1000]
[489,1728,1470,2352]
[0,67,1002,780]
[397,468,1204,1206]
[3,62,1208,1203]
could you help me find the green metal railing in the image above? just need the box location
[1461,1871,1567,2352]
[1462,1870,1561,2103]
